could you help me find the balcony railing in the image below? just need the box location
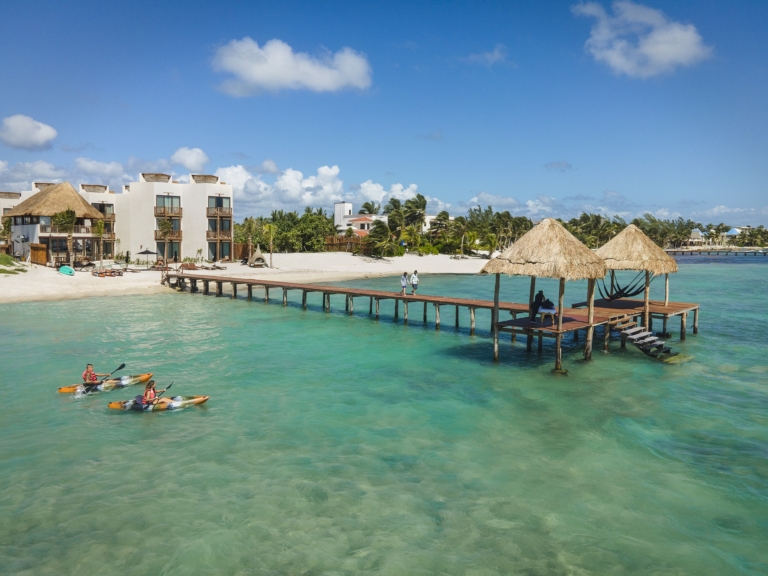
[154,206,183,217]
[101,231,116,240]
[155,230,183,240]
[206,229,232,239]
[40,225,95,234]
[207,207,232,217]
[98,212,116,221]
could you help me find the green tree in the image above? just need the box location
[51,208,77,267]
[263,223,277,267]
[366,220,399,257]
[93,219,105,269]
[157,217,174,283]
[1,217,12,254]
[404,194,428,229]
[358,201,380,215]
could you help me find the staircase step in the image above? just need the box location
[634,336,658,346]
[640,340,666,350]
[628,331,652,341]
[622,326,645,335]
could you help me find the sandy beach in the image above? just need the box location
[0,253,486,305]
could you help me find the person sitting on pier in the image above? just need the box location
[530,290,546,320]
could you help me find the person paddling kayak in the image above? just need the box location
[82,364,109,384]
[140,380,171,408]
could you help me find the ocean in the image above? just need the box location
[1,259,766,574]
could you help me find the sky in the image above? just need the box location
[1,0,767,225]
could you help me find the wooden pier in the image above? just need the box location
[166,272,700,370]
[666,249,766,257]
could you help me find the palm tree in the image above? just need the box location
[450,216,469,255]
[367,220,398,257]
[358,201,380,215]
[404,194,427,230]
[382,198,402,215]
[1,217,12,254]
[263,223,277,267]
[52,208,77,267]
[429,210,450,240]
[93,219,105,270]
[157,217,174,283]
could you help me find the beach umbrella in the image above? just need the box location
[481,218,607,370]
[595,224,678,330]
[137,249,157,255]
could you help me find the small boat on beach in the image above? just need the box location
[58,373,153,394]
[58,265,75,276]
[108,395,209,412]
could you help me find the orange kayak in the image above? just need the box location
[58,373,153,394]
[108,395,209,412]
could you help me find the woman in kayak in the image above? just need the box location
[142,380,170,407]
[82,364,108,384]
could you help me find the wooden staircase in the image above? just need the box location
[619,325,676,358]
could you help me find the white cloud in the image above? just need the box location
[212,37,372,95]
[387,183,419,201]
[171,147,209,172]
[0,160,65,190]
[572,1,712,78]
[0,115,58,150]
[253,159,279,174]
[462,44,509,67]
[75,157,125,179]
[0,160,7,173]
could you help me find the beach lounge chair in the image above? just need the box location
[211,262,227,270]
[180,262,199,271]
[73,259,95,271]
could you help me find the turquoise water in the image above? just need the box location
[1,261,767,575]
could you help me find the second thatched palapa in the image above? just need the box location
[595,224,677,276]
[481,217,607,280]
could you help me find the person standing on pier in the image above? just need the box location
[401,272,409,296]
[410,270,419,295]
[530,290,545,321]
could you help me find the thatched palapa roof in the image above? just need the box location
[4,182,104,219]
[595,224,677,275]
[481,218,607,280]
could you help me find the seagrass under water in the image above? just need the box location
[0,259,766,575]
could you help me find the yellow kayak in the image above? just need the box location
[108,395,209,412]
[58,373,153,395]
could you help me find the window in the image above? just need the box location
[208,242,217,261]
[156,242,181,261]
[91,203,114,215]
[220,242,231,259]
[220,219,231,231]
[208,219,217,232]
[208,196,231,208]
[156,196,180,208]
[156,218,180,231]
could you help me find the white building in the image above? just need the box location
[2,174,234,263]
[115,173,234,262]
[333,201,451,236]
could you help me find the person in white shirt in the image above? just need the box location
[400,272,408,296]
[410,270,419,295]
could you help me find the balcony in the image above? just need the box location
[206,229,232,240]
[154,206,183,217]
[207,206,232,217]
[99,212,116,221]
[40,225,95,234]
[101,231,116,240]
[155,230,183,241]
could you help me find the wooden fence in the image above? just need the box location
[325,235,372,255]
[30,243,47,265]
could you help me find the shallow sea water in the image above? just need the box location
[1,259,767,575]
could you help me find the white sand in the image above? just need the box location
[0,253,486,305]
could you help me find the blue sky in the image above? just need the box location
[1,0,766,224]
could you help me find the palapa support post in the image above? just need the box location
[375,298,380,319]
[215,281,222,297]
[584,278,595,360]
[302,291,307,308]
[247,285,252,301]
[394,299,399,321]
[493,273,500,362]
[680,312,687,341]
[435,304,441,330]
[231,282,237,299]
[664,273,669,307]
[643,271,651,329]
[203,280,209,295]
[404,301,408,324]
[470,307,475,335]
[529,276,536,311]
[553,278,567,374]
[603,323,610,352]
[283,288,287,306]
[455,305,459,329]
[693,308,699,334]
